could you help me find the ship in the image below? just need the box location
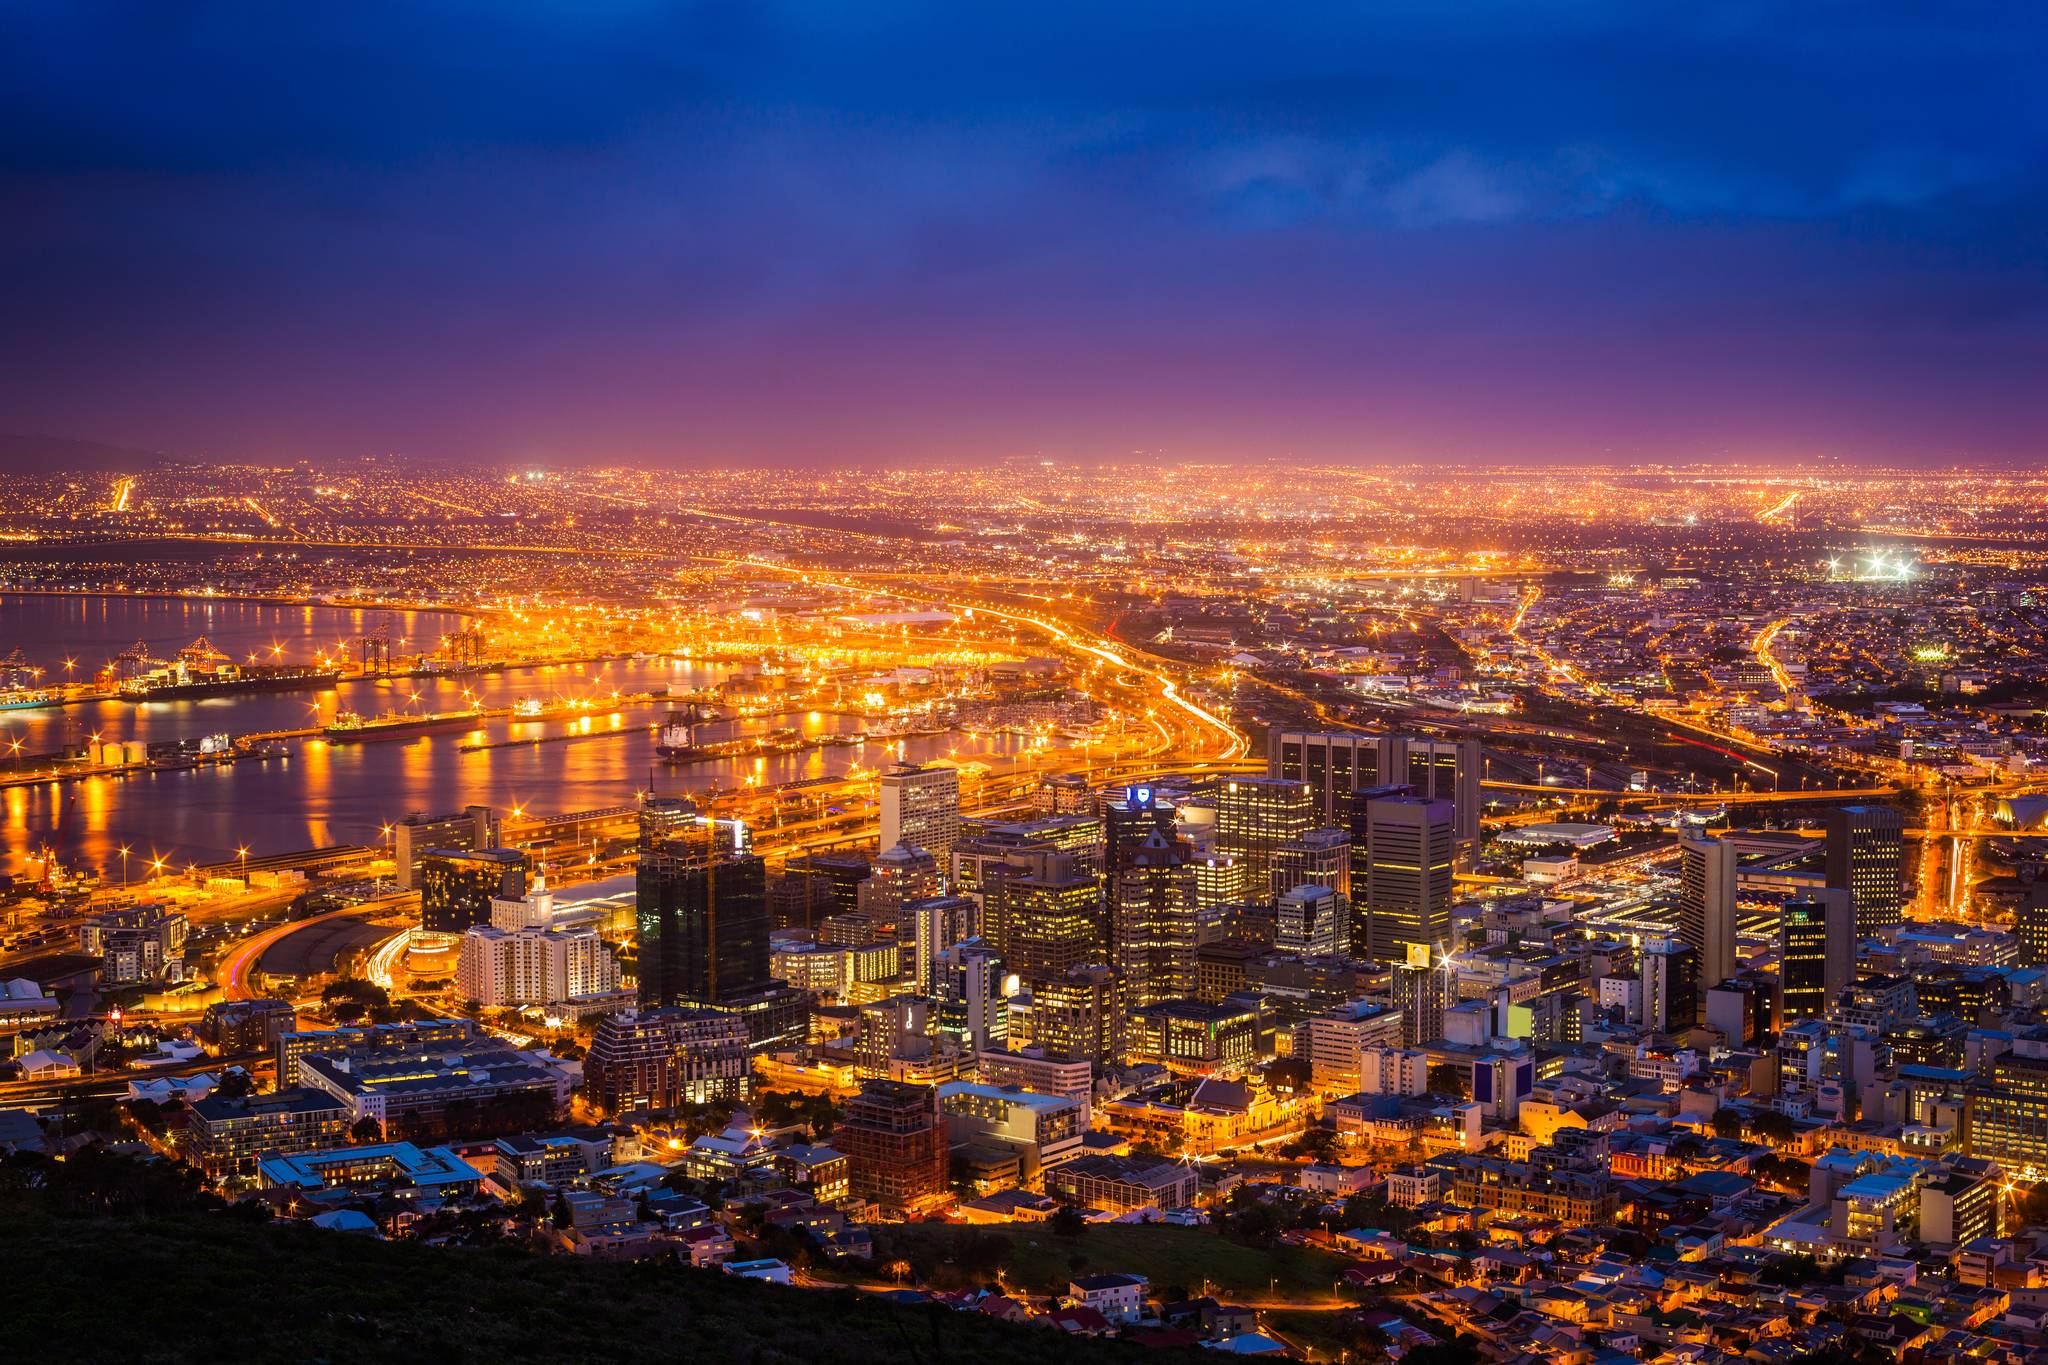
[117,635,341,702]
[654,714,700,759]
[0,689,57,711]
[510,693,623,722]
[322,706,484,744]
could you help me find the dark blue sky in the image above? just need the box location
[3,2,2044,467]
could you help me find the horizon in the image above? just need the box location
[4,4,2046,469]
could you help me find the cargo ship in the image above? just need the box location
[322,706,484,744]
[511,693,623,722]
[116,636,341,702]
[0,688,57,711]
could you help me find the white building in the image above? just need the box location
[1299,1001,1405,1091]
[456,923,620,1009]
[879,764,961,861]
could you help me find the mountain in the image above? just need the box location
[0,432,173,473]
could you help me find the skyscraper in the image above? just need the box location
[1386,736,1483,862]
[1270,827,1352,903]
[1825,804,1906,940]
[879,763,961,861]
[1352,793,1455,961]
[1678,836,1738,1007]
[1103,784,1178,872]
[982,850,1103,981]
[1276,883,1345,958]
[934,938,1007,1054]
[1111,829,1199,1008]
[1214,777,1315,888]
[1270,733,1482,860]
[1640,939,1698,1034]
[2016,880,2048,970]
[1779,889,1853,1024]
[1390,943,1446,1046]
[392,805,497,890]
[635,797,771,1007]
[419,847,528,935]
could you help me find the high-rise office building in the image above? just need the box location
[1351,794,1455,961]
[635,797,771,1007]
[934,938,1008,1054]
[879,763,961,862]
[2015,881,2048,969]
[1970,1045,2048,1178]
[1678,836,1738,1009]
[1390,944,1446,1046]
[1825,804,1907,940]
[1270,733,1482,860]
[1028,963,1120,1063]
[1640,938,1698,1034]
[392,805,497,891]
[1111,830,1199,1008]
[1103,784,1178,873]
[1214,777,1315,888]
[1779,889,1853,1024]
[420,847,528,935]
[982,850,1103,981]
[1270,827,1352,903]
[902,893,972,996]
[838,1079,949,1214]
[858,841,943,940]
[1276,883,1345,958]
[1269,730,1380,824]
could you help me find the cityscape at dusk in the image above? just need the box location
[5,7,2048,1365]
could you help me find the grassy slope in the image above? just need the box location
[4,1208,1202,1365]
[878,1222,1354,1301]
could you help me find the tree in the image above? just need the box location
[349,1117,383,1144]
[1426,1063,1468,1099]
[1710,1107,1746,1140]
[1051,1204,1088,1237]
[1750,1110,1796,1146]
[214,1068,256,1100]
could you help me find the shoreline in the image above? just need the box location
[0,585,485,622]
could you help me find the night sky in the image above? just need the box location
[3,3,2044,468]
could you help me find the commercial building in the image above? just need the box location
[582,1008,753,1113]
[1214,777,1315,887]
[1027,963,1120,1064]
[879,763,961,862]
[1276,883,1345,958]
[838,1080,949,1214]
[1127,996,1263,1076]
[635,796,771,1007]
[1825,805,1906,940]
[1111,830,1199,1008]
[937,1080,1085,1186]
[392,806,497,891]
[1352,794,1455,961]
[298,1041,573,1142]
[1780,889,1854,1024]
[420,847,528,936]
[934,938,1008,1054]
[258,1141,485,1201]
[1269,732,1481,858]
[1045,1154,1199,1213]
[1969,1042,2048,1180]
[1639,939,1697,1034]
[187,1087,351,1181]
[1678,836,1737,1009]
